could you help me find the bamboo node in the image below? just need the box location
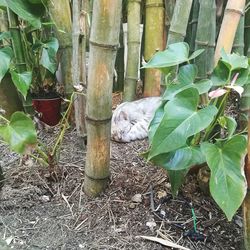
[195,40,209,46]
[89,40,119,50]
[225,8,244,16]
[85,115,112,124]
[128,0,142,3]
[125,76,138,81]
[85,172,110,181]
[232,43,245,48]
[145,3,164,8]
[168,29,185,38]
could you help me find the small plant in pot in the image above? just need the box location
[142,42,250,221]
[0,0,62,126]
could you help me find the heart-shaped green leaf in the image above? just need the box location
[142,42,190,69]
[40,38,59,73]
[218,116,237,138]
[168,169,189,196]
[201,135,247,221]
[11,71,32,99]
[148,88,217,160]
[0,47,13,82]
[177,64,198,84]
[0,31,11,41]
[0,112,37,154]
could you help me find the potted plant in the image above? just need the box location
[142,42,250,221]
[0,0,61,126]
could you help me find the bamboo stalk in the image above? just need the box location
[123,0,142,101]
[195,0,216,78]
[6,8,33,113]
[143,0,164,97]
[84,0,122,197]
[48,0,73,97]
[232,16,245,55]
[186,0,199,54]
[214,0,246,65]
[245,0,250,56]
[72,0,87,139]
[114,21,124,92]
[167,0,193,45]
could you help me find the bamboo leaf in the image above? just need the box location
[148,88,218,159]
[0,47,13,82]
[201,135,247,221]
[10,70,32,99]
[0,112,37,154]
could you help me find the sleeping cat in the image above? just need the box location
[111,97,161,142]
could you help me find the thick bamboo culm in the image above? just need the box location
[214,0,246,65]
[123,0,142,101]
[0,10,9,46]
[84,0,122,197]
[195,0,216,78]
[72,0,87,139]
[143,0,164,97]
[167,0,193,45]
[48,0,73,96]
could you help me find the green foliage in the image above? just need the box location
[144,42,250,221]
[0,112,37,154]
[0,47,13,82]
[0,0,59,98]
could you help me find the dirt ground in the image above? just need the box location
[0,124,244,250]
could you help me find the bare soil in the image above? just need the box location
[0,125,244,250]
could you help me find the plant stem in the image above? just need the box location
[0,114,9,123]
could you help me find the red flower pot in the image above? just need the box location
[32,97,61,126]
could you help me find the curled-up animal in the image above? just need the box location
[111,97,161,142]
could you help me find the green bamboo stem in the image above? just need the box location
[72,0,87,138]
[164,0,176,33]
[48,0,73,97]
[244,0,250,56]
[114,21,125,92]
[123,0,142,101]
[232,15,245,55]
[167,0,193,45]
[186,0,199,54]
[84,0,122,197]
[143,0,164,97]
[6,8,33,113]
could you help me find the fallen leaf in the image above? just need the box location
[137,235,191,250]
[131,194,142,203]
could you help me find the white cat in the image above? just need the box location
[111,97,161,142]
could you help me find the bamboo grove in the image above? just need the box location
[0,0,250,248]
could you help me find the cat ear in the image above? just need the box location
[120,111,128,120]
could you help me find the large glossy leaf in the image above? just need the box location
[142,42,190,69]
[148,101,165,143]
[148,88,218,159]
[163,79,212,101]
[6,0,44,28]
[177,64,198,84]
[211,50,250,87]
[149,146,205,171]
[201,135,247,221]
[0,47,13,82]
[168,169,189,196]
[0,112,37,154]
[10,71,32,99]
[220,49,248,70]
[40,38,59,73]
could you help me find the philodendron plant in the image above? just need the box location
[143,42,250,221]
